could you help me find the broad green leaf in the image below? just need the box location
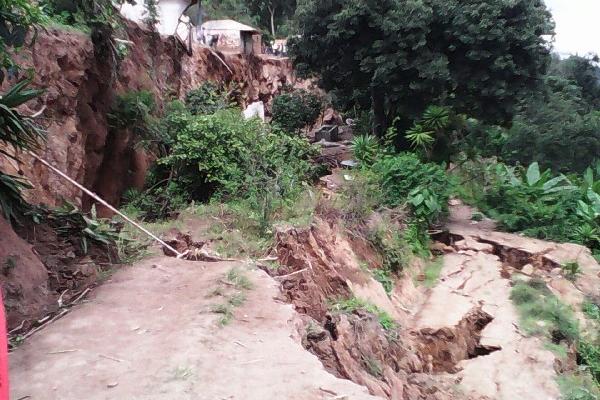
[526,162,541,186]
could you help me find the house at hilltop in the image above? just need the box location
[201,20,262,55]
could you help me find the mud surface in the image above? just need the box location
[8,202,599,399]
[9,257,378,400]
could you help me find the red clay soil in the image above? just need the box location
[0,214,117,332]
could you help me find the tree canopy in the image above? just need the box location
[290,0,555,136]
[245,0,296,37]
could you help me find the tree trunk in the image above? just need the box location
[372,87,386,138]
[269,6,276,37]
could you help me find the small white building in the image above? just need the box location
[201,20,262,55]
[120,0,193,36]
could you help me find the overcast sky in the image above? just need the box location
[544,0,600,56]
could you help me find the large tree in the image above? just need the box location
[245,0,296,37]
[290,0,554,137]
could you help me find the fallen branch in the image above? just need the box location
[99,354,125,363]
[274,268,308,280]
[48,349,78,355]
[72,288,91,305]
[22,309,69,340]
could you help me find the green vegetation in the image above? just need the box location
[583,301,600,321]
[350,135,379,166]
[210,267,254,326]
[185,82,234,116]
[291,0,553,137]
[421,258,444,288]
[0,3,45,224]
[457,161,600,257]
[510,280,579,342]
[558,374,600,400]
[330,296,397,331]
[371,153,452,224]
[271,89,323,133]
[562,261,582,281]
[371,268,393,295]
[510,279,600,395]
[120,83,318,233]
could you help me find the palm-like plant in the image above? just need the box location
[0,79,45,222]
[351,134,380,165]
[405,123,434,152]
[0,78,44,158]
[422,105,450,131]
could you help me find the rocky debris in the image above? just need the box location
[161,229,230,262]
[162,229,206,257]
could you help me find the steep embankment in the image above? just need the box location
[0,23,306,331]
[0,22,304,214]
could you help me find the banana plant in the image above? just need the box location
[581,162,600,195]
[504,162,576,196]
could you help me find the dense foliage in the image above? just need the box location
[0,2,46,223]
[123,87,317,229]
[185,82,233,116]
[271,89,322,133]
[160,108,315,199]
[371,153,451,224]
[290,0,554,136]
[459,161,600,257]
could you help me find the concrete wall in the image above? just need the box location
[205,29,243,51]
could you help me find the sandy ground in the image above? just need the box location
[9,257,379,400]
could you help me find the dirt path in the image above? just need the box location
[9,257,379,400]
[412,202,600,399]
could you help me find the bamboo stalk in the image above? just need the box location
[29,151,184,258]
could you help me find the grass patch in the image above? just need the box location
[330,296,398,331]
[422,257,443,288]
[510,279,600,396]
[210,303,234,326]
[583,301,600,321]
[210,268,253,326]
[226,268,254,290]
[558,374,600,400]
[510,279,579,343]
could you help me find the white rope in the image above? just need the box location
[29,151,185,258]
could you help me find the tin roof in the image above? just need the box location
[201,19,260,33]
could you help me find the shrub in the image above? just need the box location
[271,89,323,132]
[158,108,317,231]
[351,135,380,166]
[108,90,157,141]
[371,153,452,223]
[185,82,232,115]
